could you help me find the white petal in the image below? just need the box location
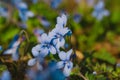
[28,58,37,66]
[18,2,28,9]
[57,61,64,69]
[26,11,34,17]
[57,17,63,25]
[12,51,19,61]
[40,47,49,57]
[50,46,56,54]
[58,51,67,60]
[61,14,67,26]
[66,49,73,60]
[36,62,43,71]
[4,49,13,54]
[32,45,40,57]
[40,33,48,43]
[57,38,65,48]
[63,61,73,77]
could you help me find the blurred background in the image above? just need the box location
[0,0,120,80]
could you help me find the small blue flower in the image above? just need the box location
[49,25,71,51]
[32,0,38,4]
[73,14,81,23]
[38,16,50,28]
[32,33,56,57]
[0,6,8,17]
[92,0,109,20]
[57,49,73,76]
[3,35,24,61]
[17,2,34,22]
[0,70,11,80]
[51,0,62,9]
[39,33,56,55]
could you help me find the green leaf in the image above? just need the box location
[93,49,116,64]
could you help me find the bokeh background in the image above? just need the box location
[0,0,120,80]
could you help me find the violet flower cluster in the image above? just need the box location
[28,14,73,77]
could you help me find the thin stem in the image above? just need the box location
[78,72,88,80]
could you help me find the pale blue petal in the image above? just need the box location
[57,61,64,69]
[1,70,11,80]
[58,51,67,60]
[36,62,43,71]
[12,51,19,61]
[28,58,37,66]
[40,47,49,57]
[17,2,28,9]
[56,38,65,48]
[49,46,56,54]
[32,44,41,57]
[40,33,48,43]
[61,14,67,26]
[66,49,73,60]
[63,61,73,77]
[26,11,34,17]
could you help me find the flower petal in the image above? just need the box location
[63,61,73,77]
[66,49,73,60]
[40,33,48,43]
[58,51,67,60]
[40,46,49,57]
[57,61,64,69]
[28,58,37,66]
[32,44,41,57]
[50,46,56,54]
[26,11,34,17]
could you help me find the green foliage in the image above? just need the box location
[93,49,116,64]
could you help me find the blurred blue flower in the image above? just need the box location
[0,70,11,80]
[28,57,43,71]
[0,45,2,50]
[34,29,44,42]
[11,0,22,5]
[51,0,62,9]
[0,6,8,17]
[57,14,67,27]
[32,0,38,4]
[38,16,50,28]
[16,2,34,22]
[57,49,73,76]
[92,0,109,20]
[73,13,81,23]
[3,35,24,61]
